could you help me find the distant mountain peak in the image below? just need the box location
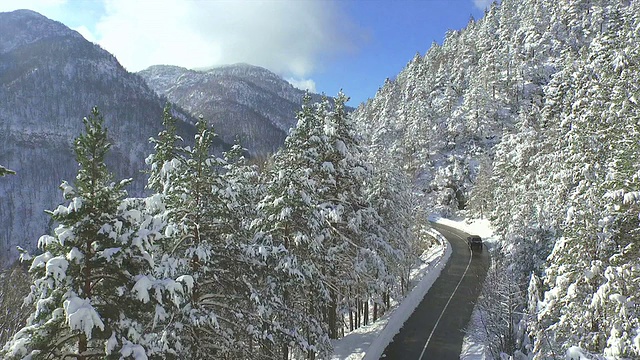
[0,9,82,54]
[138,63,334,157]
[0,9,47,19]
[0,9,206,265]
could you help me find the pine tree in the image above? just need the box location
[468,155,493,219]
[146,103,183,195]
[533,5,640,356]
[312,92,397,340]
[2,108,166,359]
[253,94,333,359]
[0,165,15,177]
[150,117,264,359]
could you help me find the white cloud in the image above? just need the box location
[1,0,363,92]
[287,78,317,93]
[83,0,363,79]
[0,0,67,9]
[473,0,495,10]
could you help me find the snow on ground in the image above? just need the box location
[330,228,452,360]
[430,214,497,360]
[460,305,490,360]
[429,214,495,246]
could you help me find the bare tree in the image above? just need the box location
[0,262,30,345]
[476,258,529,359]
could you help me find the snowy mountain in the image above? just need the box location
[0,9,213,265]
[138,64,331,156]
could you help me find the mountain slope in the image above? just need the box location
[138,64,327,156]
[352,0,640,358]
[0,10,208,264]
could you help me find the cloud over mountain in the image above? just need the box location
[90,0,364,78]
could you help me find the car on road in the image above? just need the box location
[467,235,483,251]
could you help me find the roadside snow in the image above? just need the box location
[331,228,452,360]
[460,306,489,360]
[429,215,495,243]
[430,215,496,360]
[329,215,496,360]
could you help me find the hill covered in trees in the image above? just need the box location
[138,64,334,157]
[353,0,640,357]
[0,10,333,266]
[0,9,207,265]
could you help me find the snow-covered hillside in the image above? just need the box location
[0,10,210,265]
[353,0,640,358]
[139,63,333,157]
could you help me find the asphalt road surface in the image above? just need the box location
[380,222,491,360]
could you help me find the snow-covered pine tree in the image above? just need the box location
[214,141,273,357]
[468,155,493,220]
[146,103,183,195]
[312,92,394,339]
[533,4,640,356]
[252,94,333,359]
[363,146,418,307]
[1,107,165,359]
[253,92,406,357]
[150,117,262,359]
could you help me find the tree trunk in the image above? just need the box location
[328,300,337,339]
[363,300,369,326]
[373,300,378,322]
[349,309,353,332]
[356,300,360,329]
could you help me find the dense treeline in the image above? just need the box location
[353,0,640,358]
[1,95,422,359]
[489,1,640,358]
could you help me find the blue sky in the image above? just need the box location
[326,1,490,105]
[0,0,492,105]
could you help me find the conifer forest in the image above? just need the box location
[1,0,640,359]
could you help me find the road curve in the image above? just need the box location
[380,222,490,360]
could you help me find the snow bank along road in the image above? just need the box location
[381,222,490,359]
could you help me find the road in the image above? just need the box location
[380,222,491,360]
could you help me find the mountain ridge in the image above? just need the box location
[0,9,209,264]
[139,63,338,156]
[0,9,83,54]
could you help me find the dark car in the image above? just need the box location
[467,235,483,251]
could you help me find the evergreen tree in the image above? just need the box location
[253,92,409,357]
[253,94,333,358]
[146,103,183,195]
[312,93,391,340]
[150,117,263,359]
[2,108,166,359]
[468,155,493,219]
[0,165,15,177]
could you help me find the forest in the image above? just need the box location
[353,0,640,358]
[2,0,640,358]
[0,96,422,359]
